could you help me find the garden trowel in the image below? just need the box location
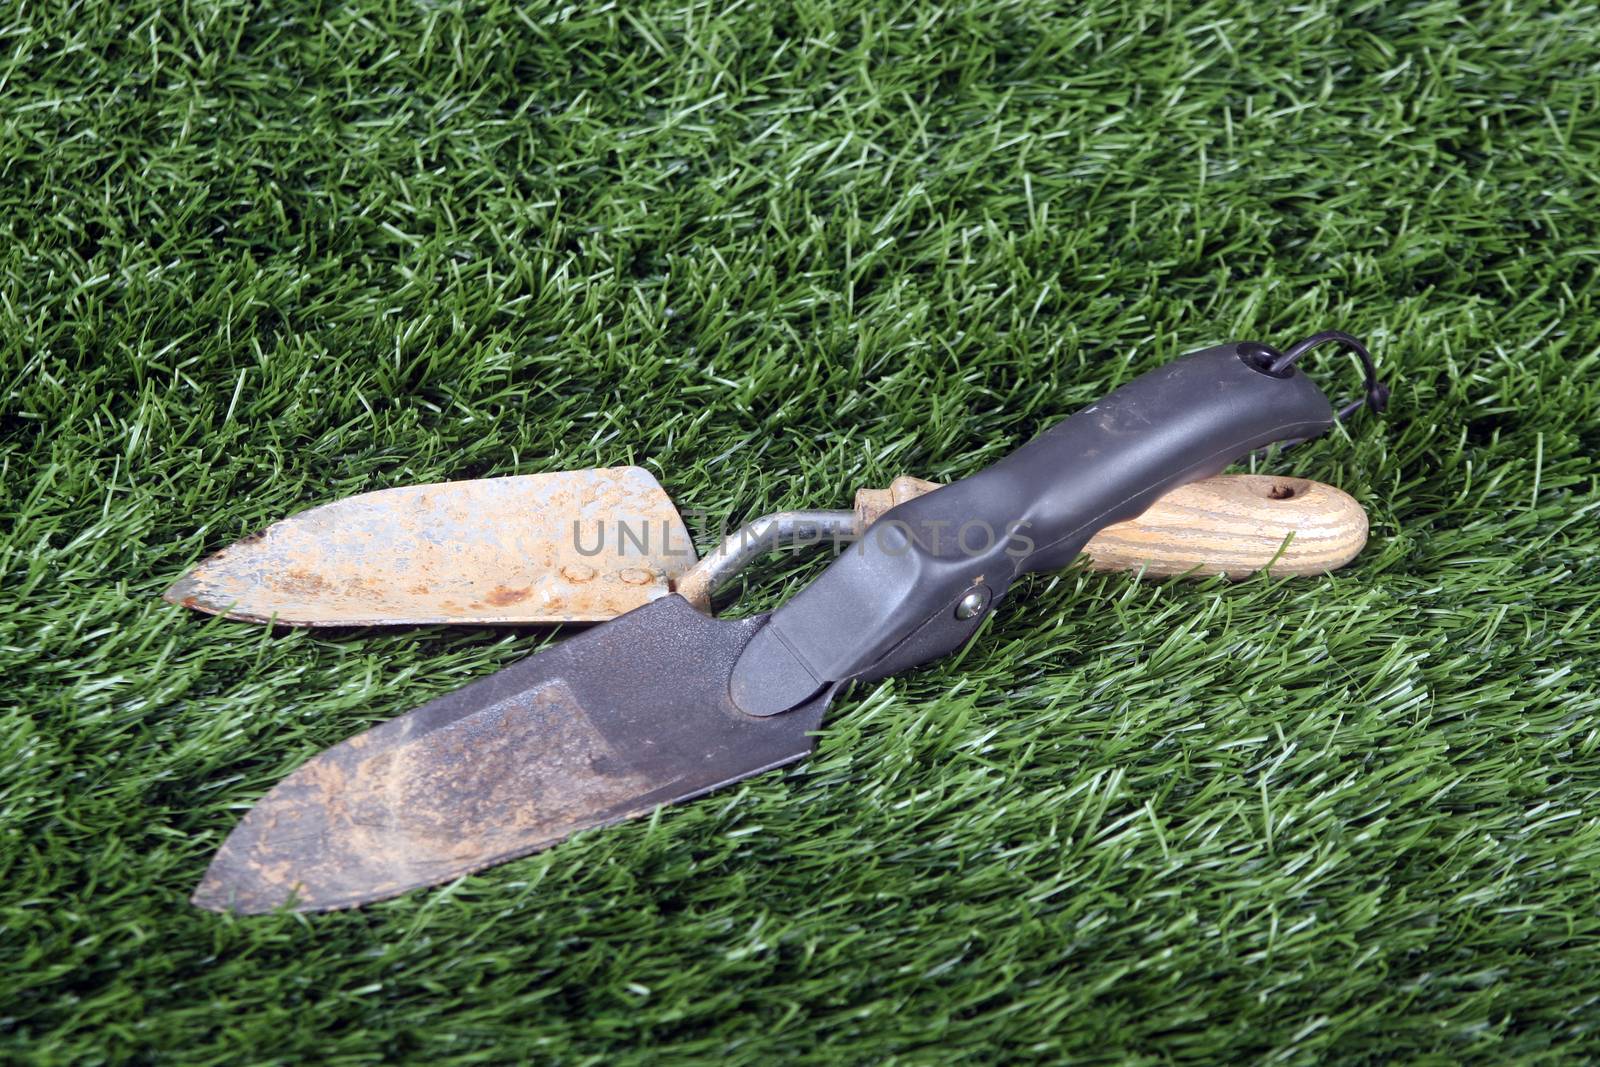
[188,331,1386,913]
[165,469,1368,628]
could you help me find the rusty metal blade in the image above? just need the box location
[165,466,696,626]
[191,596,834,913]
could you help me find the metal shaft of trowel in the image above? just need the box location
[674,510,860,610]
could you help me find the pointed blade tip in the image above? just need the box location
[162,571,229,618]
[191,862,312,916]
[161,574,195,609]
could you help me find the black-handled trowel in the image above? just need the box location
[190,332,1384,913]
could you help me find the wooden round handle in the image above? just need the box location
[852,476,942,529]
[1081,474,1367,576]
[853,474,1367,577]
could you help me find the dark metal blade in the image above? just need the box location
[192,596,833,913]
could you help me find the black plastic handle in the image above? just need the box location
[730,341,1338,716]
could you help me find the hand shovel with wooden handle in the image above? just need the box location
[163,468,1368,627]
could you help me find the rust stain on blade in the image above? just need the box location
[164,466,699,625]
[191,682,658,913]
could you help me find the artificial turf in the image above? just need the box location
[3,0,1599,1062]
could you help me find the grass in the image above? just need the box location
[3,0,1599,1061]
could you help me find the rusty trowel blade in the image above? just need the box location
[164,466,697,626]
[191,596,834,913]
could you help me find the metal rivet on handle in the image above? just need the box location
[954,588,988,620]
